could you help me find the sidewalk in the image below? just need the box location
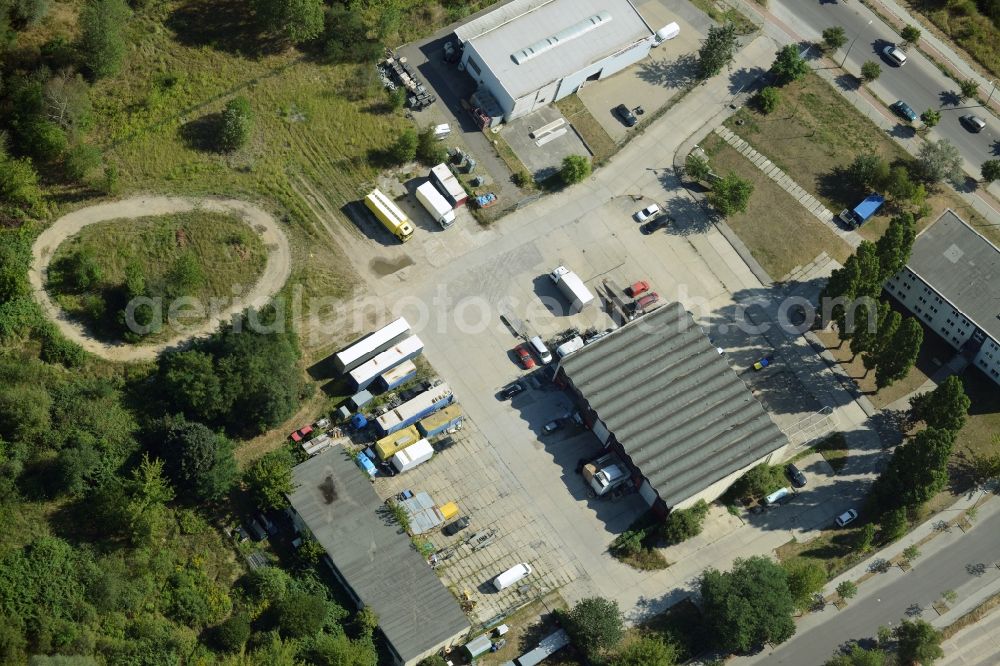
[733,0,1000,227]
[816,487,1000,643]
[866,0,1000,115]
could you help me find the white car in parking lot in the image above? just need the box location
[634,204,660,222]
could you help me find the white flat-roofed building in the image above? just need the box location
[454,0,656,121]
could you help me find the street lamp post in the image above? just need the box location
[987,80,997,108]
[841,20,874,69]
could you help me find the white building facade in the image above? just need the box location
[883,210,1000,385]
[454,0,656,121]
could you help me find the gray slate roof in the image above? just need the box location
[559,302,787,508]
[288,450,469,661]
[907,210,1000,343]
[455,0,653,100]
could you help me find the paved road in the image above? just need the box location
[767,0,999,172]
[753,507,1000,665]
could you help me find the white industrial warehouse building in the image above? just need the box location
[455,0,671,122]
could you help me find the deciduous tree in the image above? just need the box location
[561,154,591,184]
[701,556,796,653]
[822,26,847,51]
[917,139,963,185]
[874,316,923,389]
[389,128,417,164]
[782,559,827,610]
[685,153,711,181]
[958,78,979,101]
[697,22,739,79]
[78,0,129,78]
[920,109,940,127]
[982,159,1000,183]
[611,635,678,666]
[708,172,753,216]
[771,44,809,84]
[157,415,237,502]
[560,597,624,660]
[875,212,916,280]
[900,25,921,46]
[910,375,970,433]
[872,428,954,512]
[825,644,889,665]
[244,448,294,510]
[218,96,253,152]
[880,507,908,542]
[894,619,943,665]
[756,86,780,114]
[253,0,324,44]
[861,61,881,82]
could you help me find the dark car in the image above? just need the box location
[786,463,807,488]
[500,382,525,400]
[889,100,917,123]
[960,114,986,133]
[542,420,562,434]
[640,214,669,235]
[442,516,470,536]
[614,104,637,127]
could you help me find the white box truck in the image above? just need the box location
[415,181,456,229]
[550,266,594,312]
[391,438,434,473]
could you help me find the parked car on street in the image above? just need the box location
[889,100,917,122]
[634,204,660,222]
[514,344,535,369]
[882,44,907,66]
[836,509,859,527]
[500,382,524,400]
[753,356,773,370]
[614,104,637,127]
[543,420,562,434]
[640,214,670,234]
[960,114,986,133]
[785,463,807,488]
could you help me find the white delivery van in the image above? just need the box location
[555,335,584,359]
[529,336,552,364]
[493,562,532,591]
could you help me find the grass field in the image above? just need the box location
[723,72,995,247]
[555,94,618,163]
[700,133,854,280]
[49,211,267,341]
[908,0,1000,82]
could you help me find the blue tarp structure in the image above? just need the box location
[351,413,368,429]
[845,192,885,227]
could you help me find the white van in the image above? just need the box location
[529,336,552,364]
[493,562,532,591]
[555,335,584,359]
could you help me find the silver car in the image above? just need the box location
[882,44,907,66]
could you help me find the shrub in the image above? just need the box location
[920,109,940,127]
[560,154,591,184]
[78,0,129,78]
[861,61,881,82]
[389,128,418,164]
[559,597,624,660]
[662,500,709,545]
[822,26,847,51]
[214,614,251,652]
[755,86,780,114]
[219,97,253,152]
[836,580,858,600]
[708,172,753,216]
[64,143,102,181]
[684,153,711,181]
[982,159,1000,183]
[416,126,446,166]
[958,78,979,101]
[900,25,921,45]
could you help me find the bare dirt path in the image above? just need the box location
[29,195,292,363]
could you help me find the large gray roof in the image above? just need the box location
[560,303,787,508]
[907,210,1000,342]
[288,450,469,660]
[455,0,653,100]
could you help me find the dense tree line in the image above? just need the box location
[822,212,923,390]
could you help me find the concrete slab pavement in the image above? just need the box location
[939,600,1000,666]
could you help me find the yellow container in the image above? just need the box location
[439,501,459,521]
[374,425,421,461]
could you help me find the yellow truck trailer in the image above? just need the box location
[364,188,414,242]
